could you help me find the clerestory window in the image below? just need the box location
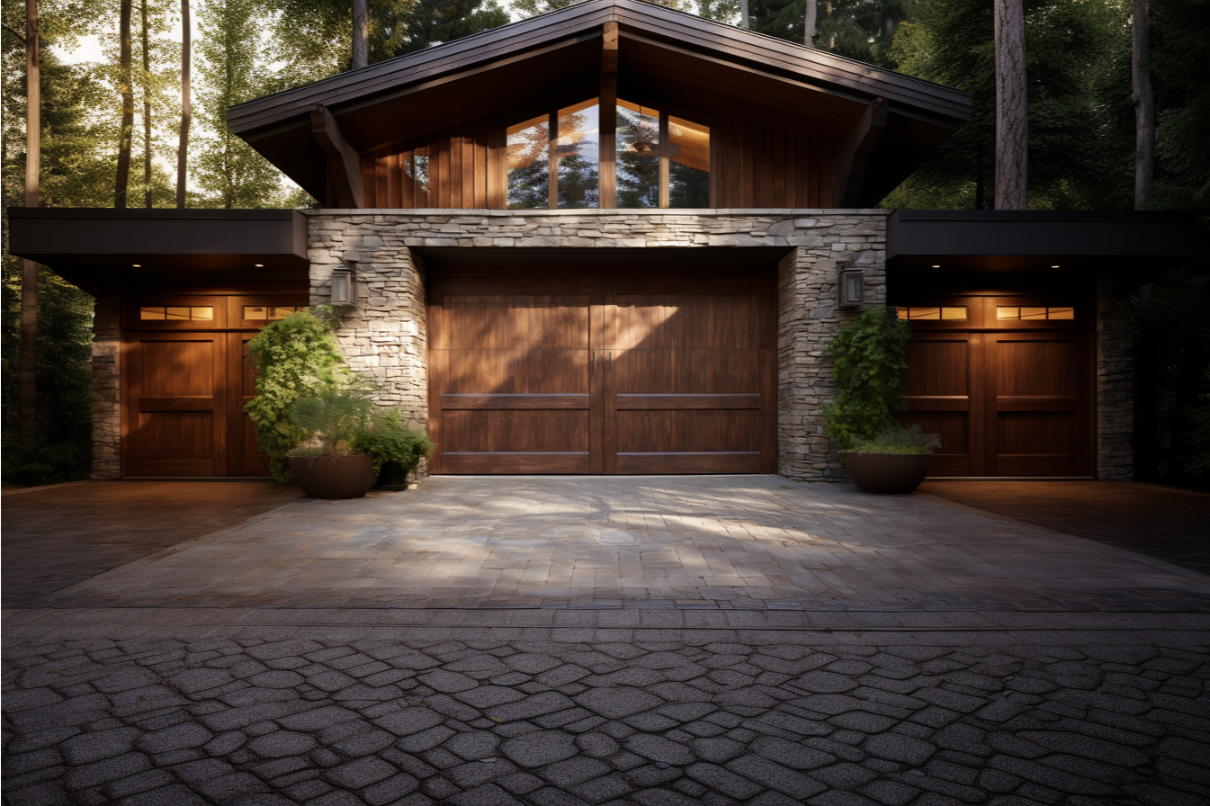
[507,97,709,210]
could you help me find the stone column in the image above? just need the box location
[1096,275,1133,480]
[90,289,122,480]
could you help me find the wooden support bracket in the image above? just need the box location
[310,104,365,209]
[832,96,887,208]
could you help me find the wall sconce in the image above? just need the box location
[331,261,357,306]
[838,265,863,308]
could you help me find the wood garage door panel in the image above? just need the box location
[442,349,589,394]
[614,295,763,349]
[436,294,590,350]
[899,335,975,478]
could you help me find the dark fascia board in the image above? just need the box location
[227,0,971,138]
[416,246,796,267]
[887,209,1210,261]
[7,208,309,259]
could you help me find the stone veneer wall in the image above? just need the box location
[91,289,122,480]
[306,209,888,482]
[1096,276,1133,480]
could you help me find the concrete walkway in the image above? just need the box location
[26,476,1210,612]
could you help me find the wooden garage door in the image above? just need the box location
[428,268,776,474]
[124,295,306,477]
[897,296,1092,477]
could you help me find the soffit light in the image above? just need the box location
[132,263,141,267]
[255,263,264,268]
[931,264,941,268]
[1051,264,1060,268]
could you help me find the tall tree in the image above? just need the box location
[740,0,749,28]
[115,0,134,207]
[177,0,190,207]
[19,0,40,449]
[353,0,367,68]
[141,0,152,207]
[993,0,1027,209]
[1132,0,1154,210]
[804,0,816,46]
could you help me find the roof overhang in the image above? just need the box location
[7,208,310,294]
[227,0,971,205]
[887,210,1210,274]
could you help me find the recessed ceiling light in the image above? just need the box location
[254,263,264,267]
[931,264,940,268]
[1051,264,1060,268]
[132,263,141,267]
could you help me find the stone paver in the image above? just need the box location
[3,611,1208,805]
[2,481,303,607]
[20,476,1210,611]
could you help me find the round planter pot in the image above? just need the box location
[373,460,413,492]
[288,454,375,500]
[846,452,933,494]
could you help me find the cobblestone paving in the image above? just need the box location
[3,612,1209,806]
[29,477,1210,612]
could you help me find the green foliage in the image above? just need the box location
[1,436,91,487]
[244,307,349,482]
[850,423,940,455]
[286,381,376,456]
[350,409,435,480]
[821,306,913,453]
[750,0,915,66]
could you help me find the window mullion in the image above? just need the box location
[548,111,558,210]
[658,112,670,208]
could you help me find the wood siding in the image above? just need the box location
[361,113,833,209]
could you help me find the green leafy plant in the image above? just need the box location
[850,424,941,455]
[244,307,349,482]
[285,381,376,457]
[822,306,914,453]
[350,409,435,480]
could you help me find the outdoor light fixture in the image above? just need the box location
[1051,264,1060,268]
[931,264,941,268]
[255,263,264,268]
[132,263,141,268]
[331,261,358,306]
[838,265,863,308]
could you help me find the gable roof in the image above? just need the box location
[229,0,971,203]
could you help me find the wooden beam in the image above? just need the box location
[602,21,618,73]
[310,104,365,208]
[832,96,886,208]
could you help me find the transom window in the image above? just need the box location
[140,306,214,321]
[897,306,967,321]
[507,97,709,210]
[243,306,304,321]
[997,306,1075,320]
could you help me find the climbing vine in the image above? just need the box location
[821,306,913,453]
[245,307,350,483]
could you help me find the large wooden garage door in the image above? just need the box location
[428,269,776,474]
[124,295,306,477]
[897,296,1092,477]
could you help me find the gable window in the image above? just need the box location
[507,98,709,209]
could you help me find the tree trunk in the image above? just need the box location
[352,0,367,68]
[993,0,1027,210]
[177,0,190,208]
[1132,0,1154,210]
[20,0,41,449]
[739,0,749,30]
[804,0,816,46]
[115,0,134,207]
[142,0,152,207]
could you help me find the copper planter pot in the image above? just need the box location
[288,454,375,499]
[846,452,933,494]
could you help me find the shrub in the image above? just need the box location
[244,307,349,483]
[351,409,434,480]
[850,424,941,455]
[821,306,913,453]
[285,381,376,457]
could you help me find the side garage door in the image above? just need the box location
[896,295,1092,477]
[427,267,776,474]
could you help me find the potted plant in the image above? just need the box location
[351,409,435,492]
[822,306,940,494]
[286,382,376,499]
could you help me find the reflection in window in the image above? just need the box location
[668,115,710,208]
[616,100,660,209]
[896,306,967,321]
[507,115,550,209]
[556,101,600,209]
[406,150,430,206]
[244,306,303,321]
[997,306,1074,320]
[140,306,213,321]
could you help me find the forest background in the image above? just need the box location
[2,0,1208,485]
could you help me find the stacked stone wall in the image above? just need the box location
[306,209,888,481]
[90,290,122,480]
[1096,276,1133,480]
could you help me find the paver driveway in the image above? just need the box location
[26,476,1210,612]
